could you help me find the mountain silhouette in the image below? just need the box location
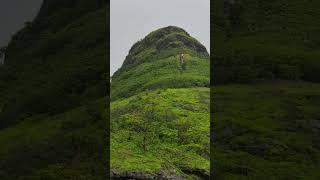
[0,1,107,179]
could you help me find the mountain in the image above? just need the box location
[111,26,209,100]
[110,26,210,179]
[212,0,320,179]
[0,0,107,179]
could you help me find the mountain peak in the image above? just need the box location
[122,26,208,68]
[129,26,207,54]
[147,26,190,36]
[111,26,209,99]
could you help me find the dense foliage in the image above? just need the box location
[0,0,107,179]
[111,26,210,179]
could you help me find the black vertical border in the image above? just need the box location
[106,0,111,178]
[210,0,214,178]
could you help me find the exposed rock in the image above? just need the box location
[111,169,186,180]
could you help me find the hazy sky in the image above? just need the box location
[110,0,210,76]
[0,0,42,48]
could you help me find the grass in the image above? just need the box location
[212,0,320,84]
[111,88,210,179]
[111,53,209,100]
[212,81,320,179]
[0,98,107,180]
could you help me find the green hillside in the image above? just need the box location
[111,26,209,100]
[0,0,107,179]
[212,0,320,179]
[213,0,320,84]
[111,26,210,179]
[213,82,320,179]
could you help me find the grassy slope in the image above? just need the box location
[111,88,210,179]
[213,82,320,179]
[214,0,320,57]
[110,27,210,179]
[212,0,320,179]
[213,0,320,84]
[0,1,107,179]
[112,53,209,100]
[0,99,107,180]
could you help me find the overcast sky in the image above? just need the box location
[110,0,210,76]
[0,0,42,48]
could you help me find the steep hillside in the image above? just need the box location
[213,0,320,84]
[213,82,320,179]
[111,26,210,179]
[111,26,209,100]
[212,0,320,179]
[0,0,107,179]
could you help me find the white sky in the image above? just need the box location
[110,0,210,76]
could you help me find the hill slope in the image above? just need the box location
[212,0,320,179]
[0,0,107,179]
[111,26,209,100]
[213,0,320,84]
[111,26,210,179]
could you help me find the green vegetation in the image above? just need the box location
[111,88,210,179]
[0,99,107,180]
[111,26,210,179]
[212,0,320,179]
[213,0,320,84]
[111,53,209,100]
[112,26,209,100]
[0,0,107,179]
[212,82,320,179]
